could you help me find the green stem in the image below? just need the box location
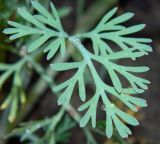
[69,36,103,90]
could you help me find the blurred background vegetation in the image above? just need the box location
[0,0,159,144]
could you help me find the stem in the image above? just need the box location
[69,36,103,89]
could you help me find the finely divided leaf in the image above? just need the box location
[3,3,152,139]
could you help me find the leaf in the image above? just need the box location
[60,38,66,57]
[84,7,152,56]
[80,110,91,127]
[115,108,139,126]
[0,63,11,71]
[107,68,122,93]
[50,2,59,21]
[78,74,86,102]
[112,115,131,138]
[28,35,49,52]
[58,84,75,106]
[3,28,20,34]
[3,2,152,139]
[53,79,71,92]
[106,111,113,138]
[7,21,26,28]
[127,96,148,107]
[98,7,118,25]
[92,37,99,55]
[124,66,149,73]
[113,116,128,138]
[44,38,66,60]
[91,107,97,128]
[118,24,146,35]
[51,62,81,71]
[8,96,18,123]
[78,100,92,111]
[0,69,13,89]
[17,8,45,29]
[6,109,67,143]
[0,94,12,110]
[57,87,69,105]
[31,1,50,18]
[122,88,144,94]
[81,106,97,128]
[107,12,134,26]
[4,1,65,58]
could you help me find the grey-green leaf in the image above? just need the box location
[51,62,81,71]
[28,35,49,52]
[17,8,45,29]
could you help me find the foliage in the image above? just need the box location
[3,0,152,139]
[0,59,26,122]
[6,109,76,144]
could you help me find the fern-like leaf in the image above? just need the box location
[80,7,152,58]
[3,1,67,60]
[3,2,152,138]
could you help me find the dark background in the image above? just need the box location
[0,0,160,144]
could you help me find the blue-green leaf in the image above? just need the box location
[28,35,49,52]
[106,111,113,138]
[51,62,81,71]
[17,8,45,29]
[78,75,86,102]
[31,1,50,18]
[115,108,139,126]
